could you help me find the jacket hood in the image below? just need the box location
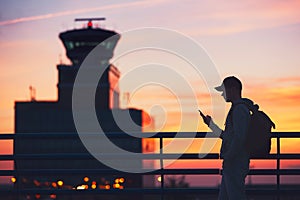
[233,98,258,111]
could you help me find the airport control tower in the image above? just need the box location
[14,18,154,198]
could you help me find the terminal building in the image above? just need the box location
[14,18,154,198]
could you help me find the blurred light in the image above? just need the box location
[76,184,88,190]
[11,177,17,183]
[33,180,41,187]
[57,180,63,187]
[100,184,111,190]
[99,185,105,189]
[35,194,41,199]
[119,178,125,183]
[119,185,124,189]
[115,178,119,183]
[52,182,57,188]
[50,194,57,199]
[91,184,97,189]
[157,176,162,182]
[87,21,93,28]
[83,177,89,182]
[113,183,120,189]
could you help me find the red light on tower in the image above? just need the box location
[87,20,93,28]
[75,18,106,29]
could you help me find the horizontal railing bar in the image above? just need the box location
[0,168,220,176]
[250,153,300,159]
[1,187,300,195]
[272,132,300,138]
[248,169,300,175]
[3,153,300,161]
[1,132,300,139]
[0,188,218,195]
[2,169,300,176]
[0,153,220,160]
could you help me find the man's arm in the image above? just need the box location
[209,120,224,138]
[200,114,224,138]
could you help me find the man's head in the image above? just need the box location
[215,76,242,102]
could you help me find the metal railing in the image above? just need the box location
[0,132,300,199]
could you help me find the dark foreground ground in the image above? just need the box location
[1,185,299,200]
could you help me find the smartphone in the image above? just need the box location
[198,109,210,125]
[198,109,206,119]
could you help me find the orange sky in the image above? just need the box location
[1,0,300,134]
[1,0,300,185]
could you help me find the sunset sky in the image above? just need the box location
[1,0,300,185]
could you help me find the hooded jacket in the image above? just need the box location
[209,98,253,161]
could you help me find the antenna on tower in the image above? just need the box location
[59,53,63,64]
[29,85,36,102]
[75,18,106,29]
[122,92,130,108]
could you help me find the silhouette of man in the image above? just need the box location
[201,76,253,200]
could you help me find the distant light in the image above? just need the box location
[91,184,97,189]
[35,194,41,199]
[87,21,93,28]
[157,176,162,182]
[105,184,110,190]
[52,182,57,188]
[33,180,41,187]
[113,183,120,189]
[76,184,88,190]
[119,178,125,183]
[99,185,105,189]
[50,194,57,199]
[83,177,89,182]
[76,185,85,190]
[11,177,17,183]
[57,180,64,187]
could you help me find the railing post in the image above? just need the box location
[160,136,164,200]
[14,136,22,200]
[276,132,280,200]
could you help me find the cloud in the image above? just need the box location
[186,0,300,36]
[275,76,300,84]
[244,76,300,105]
[0,0,168,26]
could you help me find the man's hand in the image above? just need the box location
[198,110,212,126]
[202,115,212,126]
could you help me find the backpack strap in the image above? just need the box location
[229,101,252,129]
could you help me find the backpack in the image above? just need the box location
[235,102,276,158]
